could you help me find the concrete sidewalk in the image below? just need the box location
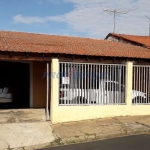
[51,115,150,146]
[7,115,150,150]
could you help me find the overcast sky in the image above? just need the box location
[0,0,150,39]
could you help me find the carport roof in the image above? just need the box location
[0,30,150,59]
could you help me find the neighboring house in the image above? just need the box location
[1,31,150,124]
[105,33,150,49]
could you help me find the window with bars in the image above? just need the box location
[59,62,126,105]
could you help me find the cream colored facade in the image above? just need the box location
[51,105,150,124]
[50,59,59,122]
[50,59,150,124]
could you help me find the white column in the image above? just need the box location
[50,58,59,123]
[125,61,133,106]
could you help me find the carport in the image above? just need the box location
[0,31,52,120]
[0,60,50,120]
[0,59,51,120]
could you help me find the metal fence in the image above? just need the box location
[59,62,126,105]
[132,65,150,104]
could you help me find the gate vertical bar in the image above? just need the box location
[139,67,141,103]
[87,64,89,104]
[81,64,83,104]
[110,65,112,103]
[98,65,100,104]
[96,65,98,104]
[102,65,103,104]
[145,67,148,103]
[119,66,121,104]
[147,67,150,103]
[84,64,86,104]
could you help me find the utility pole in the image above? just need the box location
[103,9,127,33]
[145,15,150,36]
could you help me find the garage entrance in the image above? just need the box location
[0,61,30,109]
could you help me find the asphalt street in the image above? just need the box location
[42,135,150,150]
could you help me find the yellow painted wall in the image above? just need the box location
[50,59,150,124]
[50,59,59,122]
[52,105,150,124]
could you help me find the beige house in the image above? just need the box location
[1,31,150,124]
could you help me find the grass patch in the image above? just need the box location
[50,137,63,146]
[6,146,14,150]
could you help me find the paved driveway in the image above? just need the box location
[0,109,55,149]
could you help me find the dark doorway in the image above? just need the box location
[0,61,30,109]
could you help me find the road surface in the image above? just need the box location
[43,135,150,150]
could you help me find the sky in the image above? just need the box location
[0,0,150,39]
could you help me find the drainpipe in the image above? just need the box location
[46,62,49,120]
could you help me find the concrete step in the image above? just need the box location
[0,109,46,124]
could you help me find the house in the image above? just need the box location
[1,30,150,124]
[105,33,150,49]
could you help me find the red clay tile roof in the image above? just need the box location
[0,30,150,59]
[106,33,150,48]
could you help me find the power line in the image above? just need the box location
[103,8,137,33]
[145,15,150,36]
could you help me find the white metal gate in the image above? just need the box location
[133,65,150,104]
[59,62,126,105]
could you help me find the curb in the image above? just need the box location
[44,129,150,148]
[13,130,150,150]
